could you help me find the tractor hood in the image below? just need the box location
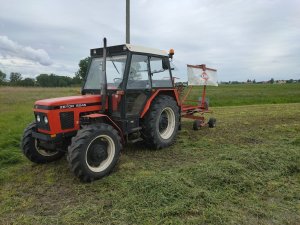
[34,95,101,110]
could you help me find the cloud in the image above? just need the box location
[0,35,52,66]
[0,0,299,81]
[129,0,300,81]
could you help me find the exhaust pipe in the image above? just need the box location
[101,37,107,112]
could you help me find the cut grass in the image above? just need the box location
[0,86,299,224]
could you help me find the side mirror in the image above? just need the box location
[162,58,169,70]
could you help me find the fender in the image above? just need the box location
[140,89,180,118]
[82,113,125,143]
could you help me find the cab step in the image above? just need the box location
[128,137,143,144]
[130,127,142,132]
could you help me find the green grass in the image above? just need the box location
[0,85,300,224]
[184,83,300,106]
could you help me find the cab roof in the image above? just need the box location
[90,44,168,57]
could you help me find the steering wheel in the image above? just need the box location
[113,78,122,83]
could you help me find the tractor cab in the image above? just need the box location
[82,42,176,134]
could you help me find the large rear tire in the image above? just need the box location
[67,124,122,182]
[142,95,180,149]
[21,122,65,163]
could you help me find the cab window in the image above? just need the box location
[150,57,172,88]
[127,54,150,89]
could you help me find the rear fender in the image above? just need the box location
[140,89,180,118]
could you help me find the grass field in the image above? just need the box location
[184,83,300,107]
[0,85,299,224]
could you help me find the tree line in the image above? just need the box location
[220,78,300,84]
[0,57,90,87]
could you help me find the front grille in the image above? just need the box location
[60,112,74,130]
[35,112,50,131]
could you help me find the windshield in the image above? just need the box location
[84,54,127,90]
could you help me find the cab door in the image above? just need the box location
[125,54,151,117]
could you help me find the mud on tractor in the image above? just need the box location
[21,38,216,182]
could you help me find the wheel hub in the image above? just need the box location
[35,140,59,157]
[87,142,108,167]
[159,111,168,133]
[158,107,176,140]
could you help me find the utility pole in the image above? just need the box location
[126,0,130,44]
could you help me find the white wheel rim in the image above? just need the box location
[34,140,58,157]
[85,135,115,173]
[159,107,176,140]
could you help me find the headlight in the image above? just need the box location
[44,116,48,124]
[37,115,41,122]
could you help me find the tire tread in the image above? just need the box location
[67,124,122,182]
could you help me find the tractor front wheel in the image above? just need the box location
[67,124,122,182]
[21,122,65,163]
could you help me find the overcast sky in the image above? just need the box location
[0,0,299,81]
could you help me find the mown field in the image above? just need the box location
[0,84,299,225]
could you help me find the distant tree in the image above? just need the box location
[10,72,22,83]
[0,70,6,84]
[286,79,294,83]
[72,76,82,85]
[270,78,274,84]
[252,79,256,84]
[75,57,91,80]
[58,79,68,87]
[20,78,35,86]
[56,75,73,87]
[36,74,50,86]
[36,73,73,87]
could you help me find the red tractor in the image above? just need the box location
[21,38,182,182]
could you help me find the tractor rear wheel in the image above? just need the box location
[21,122,65,163]
[142,95,179,149]
[67,124,122,182]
